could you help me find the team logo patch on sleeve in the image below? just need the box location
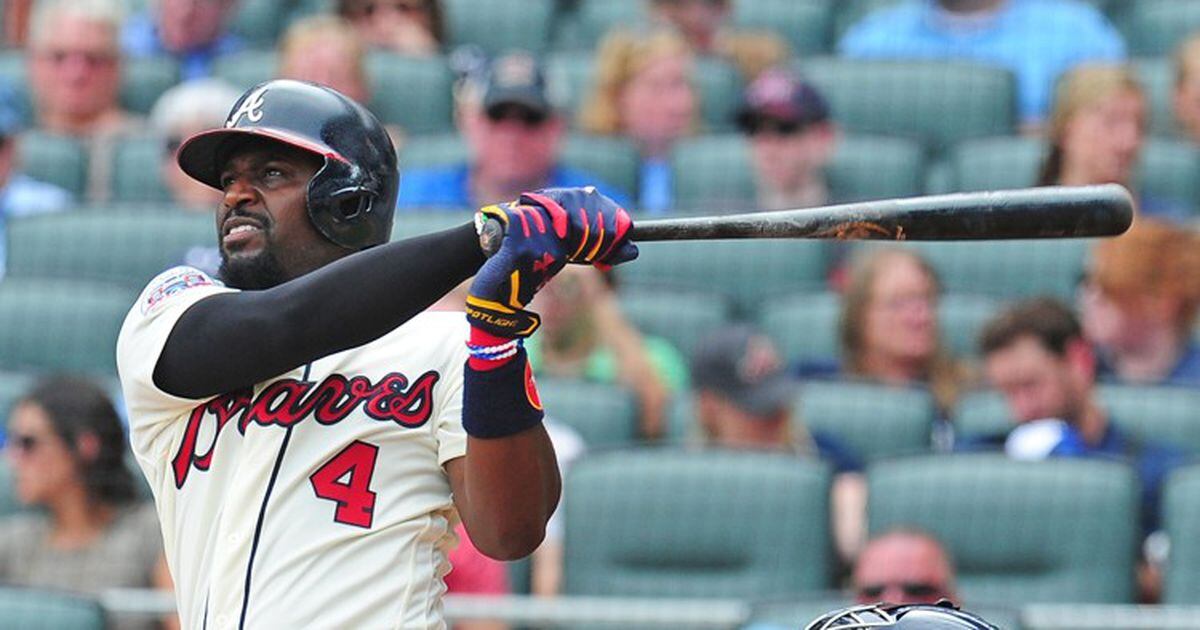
[141,267,219,315]
[524,361,543,411]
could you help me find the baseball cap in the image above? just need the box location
[690,326,796,416]
[480,51,553,118]
[736,67,830,132]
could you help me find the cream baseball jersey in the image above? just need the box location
[117,266,470,630]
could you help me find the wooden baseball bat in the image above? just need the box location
[478,184,1134,256]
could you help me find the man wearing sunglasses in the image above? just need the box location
[398,51,630,210]
[853,529,958,605]
[736,68,837,212]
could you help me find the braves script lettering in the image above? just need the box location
[172,371,440,488]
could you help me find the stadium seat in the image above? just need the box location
[956,385,1200,455]
[1134,56,1178,137]
[565,0,647,51]
[852,239,1089,301]
[545,51,743,133]
[110,134,172,203]
[1140,139,1200,213]
[1165,464,1200,603]
[668,133,925,213]
[390,212,470,241]
[443,0,555,56]
[121,56,182,114]
[0,370,34,428]
[6,209,213,290]
[398,133,465,168]
[0,457,20,518]
[617,237,829,314]
[212,50,276,91]
[535,377,639,448]
[759,291,841,365]
[798,57,1017,152]
[17,130,88,199]
[797,379,935,462]
[0,587,106,630]
[564,448,833,597]
[732,0,832,55]
[618,287,731,358]
[229,0,289,47]
[1121,0,1200,57]
[939,293,1003,358]
[0,279,135,374]
[869,454,1139,604]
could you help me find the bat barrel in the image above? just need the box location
[630,184,1134,242]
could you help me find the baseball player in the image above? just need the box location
[116,79,636,629]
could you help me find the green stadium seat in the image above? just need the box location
[940,293,1003,358]
[0,279,134,374]
[0,370,34,429]
[6,210,213,290]
[797,380,935,462]
[534,377,638,448]
[0,587,106,630]
[732,0,832,55]
[668,133,925,213]
[565,0,646,51]
[564,448,833,597]
[545,51,743,133]
[1140,139,1200,213]
[212,50,276,91]
[759,291,841,365]
[0,457,20,518]
[956,385,1200,455]
[121,56,182,115]
[1134,56,1178,137]
[17,130,88,199]
[799,57,1017,152]
[1165,464,1200,603]
[398,133,464,168]
[618,287,730,358]
[391,211,470,241]
[1121,0,1200,57]
[852,239,1089,300]
[111,134,172,203]
[229,0,289,47]
[443,0,555,56]
[869,454,1139,604]
[617,237,829,314]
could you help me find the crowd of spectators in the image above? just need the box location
[3,0,1200,624]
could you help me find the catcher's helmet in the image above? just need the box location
[804,601,999,630]
[177,79,398,250]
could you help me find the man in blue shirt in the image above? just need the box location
[122,0,243,81]
[839,0,1126,126]
[0,90,73,279]
[397,52,630,210]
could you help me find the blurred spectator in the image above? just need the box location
[527,265,687,440]
[150,78,241,211]
[977,297,1188,536]
[1,377,175,630]
[736,67,836,211]
[278,15,372,105]
[445,522,510,630]
[1036,64,1186,220]
[838,0,1125,126]
[691,325,865,560]
[829,248,969,420]
[580,29,697,214]
[337,0,442,56]
[1173,34,1200,143]
[399,51,630,209]
[3,0,34,47]
[122,0,243,80]
[1079,218,1200,386]
[646,0,788,80]
[0,88,73,280]
[853,529,958,605]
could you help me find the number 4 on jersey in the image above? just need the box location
[310,440,378,528]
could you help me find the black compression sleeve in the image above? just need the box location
[153,223,486,399]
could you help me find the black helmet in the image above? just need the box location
[177,79,398,250]
[804,601,999,630]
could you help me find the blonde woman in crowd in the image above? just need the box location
[579,29,698,214]
[1080,218,1200,387]
[278,15,372,106]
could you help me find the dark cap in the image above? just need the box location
[481,51,553,117]
[690,326,796,416]
[737,68,830,132]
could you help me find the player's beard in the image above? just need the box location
[219,248,288,290]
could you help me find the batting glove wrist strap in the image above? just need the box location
[465,296,541,338]
[463,349,544,439]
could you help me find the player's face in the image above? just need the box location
[5,403,80,506]
[984,336,1082,424]
[215,140,343,289]
[864,255,939,369]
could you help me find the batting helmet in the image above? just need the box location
[177,79,398,250]
[804,601,999,630]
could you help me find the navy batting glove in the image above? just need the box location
[520,187,639,270]
[466,203,568,338]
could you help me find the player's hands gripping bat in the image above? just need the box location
[466,188,638,338]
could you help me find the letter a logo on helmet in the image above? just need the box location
[176,80,400,251]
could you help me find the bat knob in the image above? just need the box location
[478,217,505,258]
